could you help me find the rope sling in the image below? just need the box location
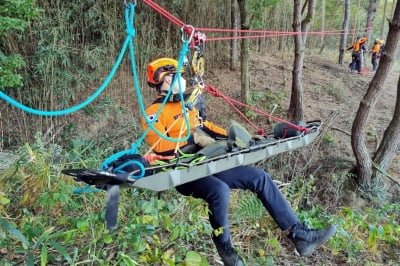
[1,1,322,229]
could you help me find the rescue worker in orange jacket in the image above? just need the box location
[347,36,368,74]
[141,58,225,155]
[371,39,382,71]
[141,58,336,266]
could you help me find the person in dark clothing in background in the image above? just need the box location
[347,36,368,74]
[371,39,382,71]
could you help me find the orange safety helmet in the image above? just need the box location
[147,58,184,88]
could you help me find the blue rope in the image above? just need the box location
[100,4,193,175]
[73,185,102,194]
[0,10,137,116]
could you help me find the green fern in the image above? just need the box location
[234,192,265,222]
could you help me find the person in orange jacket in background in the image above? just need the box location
[140,57,336,266]
[347,36,368,74]
[371,39,382,71]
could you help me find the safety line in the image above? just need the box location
[142,0,185,27]
[141,1,371,41]
[204,29,372,42]
[204,85,309,134]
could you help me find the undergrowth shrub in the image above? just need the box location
[297,204,400,264]
[1,135,399,265]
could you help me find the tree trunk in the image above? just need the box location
[372,2,400,181]
[361,0,378,70]
[351,0,400,188]
[238,0,250,105]
[319,0,341,54]
[288,0,316,121]
[392,0,398,18]
[366,0,379,43]
[289,0,303,121]
[352,0,361,42]
[373,75,400,180]
[320,0,326,52]
[381,0,389,39]
[339,0,351,65]
[230,0,238,71]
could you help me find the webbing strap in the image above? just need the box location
[105,184,120,230]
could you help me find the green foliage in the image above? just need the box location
[0,135,213,265]
[1,137,400,264]
[0,218,75,265]
[286,175,316,210]
[295,204,399,264]
[235,192,265,222]
[322,129,335,144]
[0,53,26,90]
[246,91,285,120]
[0,0,41,37]
[248,0,282,28]
[0,0,41,90]
[83,96,126,119]
[330,205,400,263]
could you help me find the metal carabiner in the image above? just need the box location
[181,25,195,43]
[123,0,137,8]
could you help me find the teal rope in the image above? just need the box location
[0,13,135,116]
[1,2,195,177]
[131,36,192,144]
[101,4,193,173]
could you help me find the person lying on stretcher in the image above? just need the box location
[140,57,336,266]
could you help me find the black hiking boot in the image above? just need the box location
[288,223,336,257]
[213,239,244,266]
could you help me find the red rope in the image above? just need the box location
[142,0,186,27]
[205,85,310,134]
[141,1,369,41]
[205,85,265,135]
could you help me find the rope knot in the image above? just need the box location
[126,27,135,37]
[205,85,222,97]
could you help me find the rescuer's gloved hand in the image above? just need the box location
[193,132,215,147]
[252,134,265,140]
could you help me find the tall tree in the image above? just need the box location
[381,0,389,39]
[338,0,351,65]
[230,0,238,70]
[365,0,379,42]
[351,0,400,188]
[319,0,326,52]
[237,0,250,104]
[288,0,316,121]
[319,0,341,54]
[373,74,400,186]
